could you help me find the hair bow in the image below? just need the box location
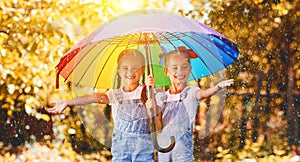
[177,46,198,58]
[159,46,198,66]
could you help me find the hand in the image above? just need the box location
[46,100,68,114]
[145,74,155,87]
[145,99,156,117]
[216,79,234,89]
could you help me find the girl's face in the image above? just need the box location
[118,54,144,86]
[165,53,191,84]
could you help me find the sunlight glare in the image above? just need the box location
[119,0,143,11]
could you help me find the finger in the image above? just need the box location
[50,100,60,104]
[46,109,57,113]
[45,107,54,111]
[47,109,60,114]
[46,107,60,113]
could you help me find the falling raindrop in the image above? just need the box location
[25,125,30,130]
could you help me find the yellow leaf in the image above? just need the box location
[217,146,223,152]
[41,114,51,122]
[6,97,15,105]
[216,153,223,158]
[7,110,13,116]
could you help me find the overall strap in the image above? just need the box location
[179,87,191,102]
[160,93,168,109]
[160,87,191,104]
[115,89,123,104]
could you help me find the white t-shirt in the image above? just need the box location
[155,86,200,125]
[106,85,144,121]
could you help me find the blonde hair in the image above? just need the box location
[117,49,145,67]
[165,50,190,66]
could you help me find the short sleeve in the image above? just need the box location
[190,86,201,103]
[184,86,200,125]
[105,88,115,104]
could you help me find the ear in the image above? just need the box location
[117,69,121,76]
[164,67,169,76]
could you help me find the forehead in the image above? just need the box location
[119,54,144,66]
[166,53,190,65]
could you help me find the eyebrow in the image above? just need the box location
[120,64,143,68]
[169,63,190,66]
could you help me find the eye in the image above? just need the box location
[172,67,178,70]
[121,67,128,70]
[183,65,190,70]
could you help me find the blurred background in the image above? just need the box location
[0,0,299,161]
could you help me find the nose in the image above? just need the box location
[127,68,136,75]
[176,67,185,73]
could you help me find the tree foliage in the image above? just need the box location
[187,0,299,160]
[0,0,110,149]
[1,0,299,161]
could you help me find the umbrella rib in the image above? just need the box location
[190,32,237,65]
[151,33,164,50]
[181,32,226,68]
[63,43,99,82]
[167,32,216,75]
[159,32,177,49]
[154,32,202,84]
[112,34,137,87]
[147,33,155,75]
[203,33,239,61]
[93,35,130,89]
[136,33,143,49]
[73,39,115,87]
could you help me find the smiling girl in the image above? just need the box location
[156,47,234,162]
[47,49,161,162]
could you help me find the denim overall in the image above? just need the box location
[158,87,194,162]
[111,90,154,162]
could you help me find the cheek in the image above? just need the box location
[117,70,125,77]
[137,69,144,75]
[165,70,173,77]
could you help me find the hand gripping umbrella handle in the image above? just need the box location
[148,86,175,153]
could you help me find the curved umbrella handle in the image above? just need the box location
[149,105,175,153]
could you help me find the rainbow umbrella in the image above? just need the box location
[56,9,239,89]
[55,9,239,153]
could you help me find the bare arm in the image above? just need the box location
[195,79,234,100]
[46,93,109,114]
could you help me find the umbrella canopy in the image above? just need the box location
[56,9,239,89]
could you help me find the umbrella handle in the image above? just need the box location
[150,107,176,153]
[148,85,175,153]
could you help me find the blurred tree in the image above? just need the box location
[2,0,298,160]
[0,0,109,148]
[187,0,299,159]
[0,0,198,154]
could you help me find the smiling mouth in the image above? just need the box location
[126,75,136,79]
[174,75,186,79]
